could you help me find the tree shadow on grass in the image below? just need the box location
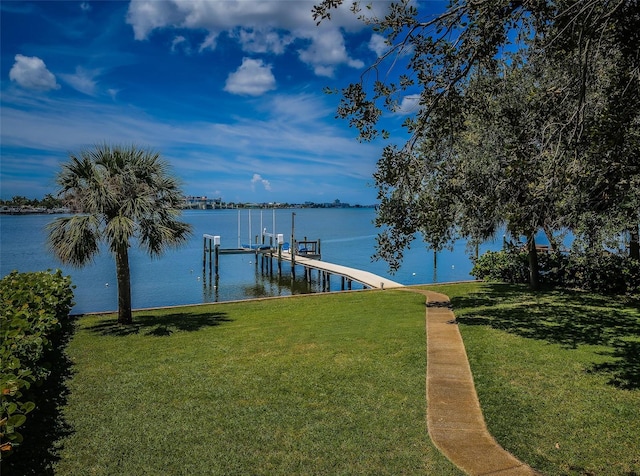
[85,311,232,337]
[452,284,640,390]
[1,318,76,476]
[590,340,640,390]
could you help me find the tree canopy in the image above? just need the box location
[47,144,192,324]
[315,0,640,286]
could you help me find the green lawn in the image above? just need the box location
[7,284,639,475]
[428,283,640,476]
[51,291,463,475]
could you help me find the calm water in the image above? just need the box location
[0,208,502,314]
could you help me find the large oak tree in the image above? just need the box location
[315,0,640,287]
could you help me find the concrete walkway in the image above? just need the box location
[417,289,541,475]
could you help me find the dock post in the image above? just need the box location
[291,211,296,277]
[202,236,207,277]
[291,240,296,278]
[278,243,282,277]
[341,276,345,290]
[214,236,220,278]
[269,248,273,276]
[208,237,213,279]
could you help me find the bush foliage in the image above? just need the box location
[471,249,640,295]
[0,270,74,458]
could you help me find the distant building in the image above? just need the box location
[182,196,222,209]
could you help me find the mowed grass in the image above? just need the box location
[54,291,463,475]
[427,283,640,476]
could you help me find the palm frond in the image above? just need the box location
[104,214,135,253]
[46,215,101,267]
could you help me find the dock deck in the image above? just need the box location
[204,232,403,290]
[275,252,403,290]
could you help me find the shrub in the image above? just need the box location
[564,252,640,295]
[472,249,640,295]
[0,270,74,458]
[471,249,529,284]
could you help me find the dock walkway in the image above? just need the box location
[283,254,404,290]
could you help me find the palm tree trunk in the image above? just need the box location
[115,244,133,325]
[526,233,540,290]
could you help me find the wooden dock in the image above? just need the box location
[278,253,404,290]
[203,233,403,291]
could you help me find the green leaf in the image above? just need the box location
[21,401,36,414]
[6,414,27,428]
[6,402,17,415]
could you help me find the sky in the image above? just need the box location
[1,1,443,205]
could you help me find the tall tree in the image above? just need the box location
[47,144,192,324]
[315,0,640,283]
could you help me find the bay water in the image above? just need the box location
[1,208,502,314]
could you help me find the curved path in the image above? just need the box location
[414,289,541,475]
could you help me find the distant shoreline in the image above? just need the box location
[1,204,377,215]
[0,206,71,215]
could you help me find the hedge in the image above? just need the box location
[471,249,640,295]
[0,270,74,458]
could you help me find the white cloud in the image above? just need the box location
[80,2,91,12]
[396,94,421,114]
[126,0,184,41]
[369,33,390,57]
[235,28,293,55]
[199,31,218,52]
[9,54,60,91]
[171,35,191,54]
[297,29,364,77]
[267,94,332,123]
[126,0,371,76]
[251,173,272,191]
[59,66,99,96]
[224,58,276,96]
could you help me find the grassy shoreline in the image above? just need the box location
[5,284,639,475]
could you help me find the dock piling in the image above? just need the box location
[214,236,220,278]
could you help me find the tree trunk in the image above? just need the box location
[527,233,540,290]
[542,224,558,252]
[115,244,133,325]
[630,226,639,261]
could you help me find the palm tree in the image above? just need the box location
[47,144,192,324]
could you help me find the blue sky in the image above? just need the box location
[1,1,441,205]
